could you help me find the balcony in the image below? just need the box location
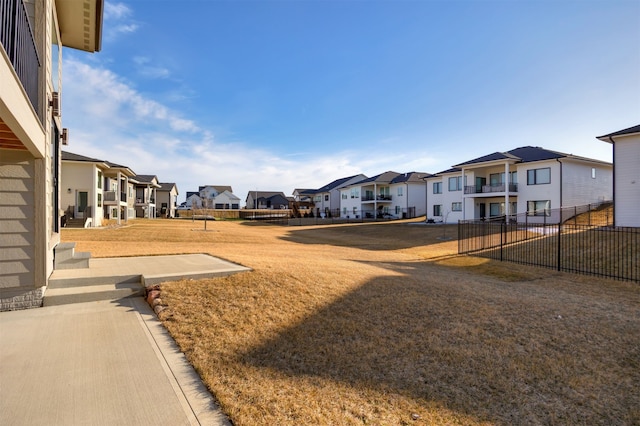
[103,191,127,205]
[135,197,155,206]
[1,0,41,115]
[361,195,393,202]
[464,183,518,195]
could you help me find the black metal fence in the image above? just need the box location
[458,221,639,282]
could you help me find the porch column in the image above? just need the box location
[504,162,510,219]
[123,176,129,221]
[374,183,377,218]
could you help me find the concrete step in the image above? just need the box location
[54,252,91,270]
[49,273,142,289]
[43,282,145,307]
[54,242,77,263]
[54,242,91,270]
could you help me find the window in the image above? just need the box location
[324,195,329,201]
[433,204,442,216]
[395,206,401,214]
[397,187,403,196]
[433,182,442,194]
[490,171,517,185]
[351,188,359,198]
[527,200,551,216]
[98,171,102,189]
[97,193,102,207]
[489,203,502,217]
[527,168,551,185]
[592,168,596,179]
[353,207,357,215]
[452,202,462,211]
[314,195,321,202]
[448,176,463,191]
[342,193,347,199]
[343,207,347,215]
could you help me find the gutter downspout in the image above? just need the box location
[556,158,563,217]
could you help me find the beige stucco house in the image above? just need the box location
[156,182,179,218]
[1,0,103,310]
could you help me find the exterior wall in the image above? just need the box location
[186,194,202,209]
[389,182,427,218]
[560,160,612,208]
[517,160,561,216]
[212,192,240,209]
[339,187,362,218]
[0,151,45,309]
[613,137,640,227]
[441,173,465,223]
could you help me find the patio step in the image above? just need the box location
[54,242,91,270]
[43,282,145,307]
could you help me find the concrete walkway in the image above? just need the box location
[1,254,250,425]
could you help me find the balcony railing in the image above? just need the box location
[362,195,393,201]
[464,183,518,194]
[1,0,41,115]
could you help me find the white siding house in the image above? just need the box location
[597,125,640,227]
[309,174,367,218]
[1,0,103,310]
[426,146,612,224]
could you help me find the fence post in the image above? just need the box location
[500,222,504,261]
[557,223,561,271]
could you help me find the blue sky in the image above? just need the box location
[63,0,640,204]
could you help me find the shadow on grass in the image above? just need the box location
[278,221,459,251]
[240,260,640,424]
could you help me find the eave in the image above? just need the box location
[56,0,104,53]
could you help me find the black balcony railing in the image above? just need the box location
[1,0,41,115]
[464,183,519,194]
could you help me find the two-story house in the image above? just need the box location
[156,182,179,218]
[245,191,289,209]
[198,185,240,209]
[308,174,367,218]
[1,0,103,310]
[426,146,612,223]
[132,174,160,218]
[597,124,640,227]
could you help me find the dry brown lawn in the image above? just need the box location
[63,218,640,425]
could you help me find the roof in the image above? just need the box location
[390,172,432,184]
[453,146,609,168]
[353,171,401,185]
[432,167,462,176]
[134,175,158,183]
[61,151,104,163]
[313,174,368,193]
[158,182,178,194]
[199,185,233,193]
[597,124,640,142]
[247,191,287,201]
[56,0,103,52]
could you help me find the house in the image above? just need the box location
[426,146,612,223]
[245,191,289,209]
[60,151,136,227]
[307,174,368,218]
[339,171,428,219]
[198,185,240,209]
[1,0,103,310]
[132,175,160,218]
[184,191,202,209]
[597,124,640,227]
[156,182,179,218]
[292,188,314,203]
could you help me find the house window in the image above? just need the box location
[343,207,347,215]
[397,187,403,196]
[592,168,596,179]
[448,176,463,191]
[314,195,321,202]
[342,193,347,199]
[527,167,551,185]
[351,188,359,198]
[98,193,102,207]
[527,200,551,216]
[395,206,401,214]
[489,203,502,217]
[98,171,102,189]
[324,195,329,201]
[353,207,357,215]
[433,204,442,216]
[433,182,442,194]
[452,202,462,211]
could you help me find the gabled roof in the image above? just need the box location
[390,172,432,184]
[186,191,199,198]
[353,171,401,185]
[313,174,368,193]
[158,182,178,194]
[199,185,233,193]
[215,190,241,201]
[597,124,640,142]
[432,167,462,176]
[247,191,287,201]
[453,146,609,168]
[134,175,158,183]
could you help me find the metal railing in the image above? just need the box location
[464,183,518,194]
[1,0,41,114]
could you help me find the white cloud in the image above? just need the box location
[102,2,138,41]
[104,2,132,20]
